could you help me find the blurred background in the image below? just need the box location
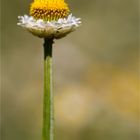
[1,0,139,140]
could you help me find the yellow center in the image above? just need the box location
[30,0,70,20]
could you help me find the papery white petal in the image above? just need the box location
[17,14,81,39]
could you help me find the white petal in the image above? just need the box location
[17,14,81,39]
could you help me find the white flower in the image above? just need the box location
[17,14,81,39]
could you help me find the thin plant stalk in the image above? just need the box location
[42,38,54,140]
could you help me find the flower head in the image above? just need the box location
[18,0,81,39]
[30,0,70,20]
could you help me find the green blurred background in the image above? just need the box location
[1,0,139,140]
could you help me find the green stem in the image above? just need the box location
[42,38,54,140]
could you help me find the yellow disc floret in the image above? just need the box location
[30,0,70,20]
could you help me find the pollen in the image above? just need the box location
[30,0,70,20]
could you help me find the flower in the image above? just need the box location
[30,0,70,20]
[17,0,81,39]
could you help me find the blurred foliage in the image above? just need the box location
[1,0,139,140]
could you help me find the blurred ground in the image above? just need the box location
[1,0,139,140]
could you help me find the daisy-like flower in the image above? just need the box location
[17,1,81,140]
[18,0,81,39]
